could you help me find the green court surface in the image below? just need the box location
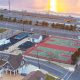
[31,46,72,61]
[45,37,80,48]
[25,36,80,64]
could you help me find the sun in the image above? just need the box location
[50,0,56,12]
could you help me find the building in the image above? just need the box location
[0,52,25,77]
[22,70,45,80]
[30,34,43,43]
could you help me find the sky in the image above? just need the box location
[0,0,80,14]
[56,0,80,14]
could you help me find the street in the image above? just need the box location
[0,21,80,39]
[24,57,72,79]
[24,57,80,80]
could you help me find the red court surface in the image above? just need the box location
[24,36,80,64]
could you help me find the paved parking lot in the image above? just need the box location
[0,32,31,51]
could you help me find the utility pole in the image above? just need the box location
[35,44,40,69]
[37,49,40,69]
[21,10,25,31]
[8,0,10,12]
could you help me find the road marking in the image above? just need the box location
[62,70,70,79]
[66,72,73,80]
[25,58,64,74]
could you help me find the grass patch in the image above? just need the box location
[0,28,7,33]
[45,74,58,80]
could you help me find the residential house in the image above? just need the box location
[0,52,25,76]
[22,70,45,80]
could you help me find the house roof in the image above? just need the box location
[0,60,6,66]
[31,34,42,39]
[8,54,23,70]
[0,52,23,70]
[0,52,9,61]
[22,70,45,80]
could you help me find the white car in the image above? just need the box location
[78,36,80,39]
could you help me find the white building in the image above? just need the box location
[30,34,43,43]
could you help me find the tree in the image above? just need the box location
[28,20,32,25]
[7,17,12,22]
[3,18,8,21]
[42,21,49,27]
[35,21,39,26]
[12,18,17,22]
[0,15,4,20]
[78,48,80,54]
[51,23,55,28]
[71,48,80,64]
[23,20,28,24]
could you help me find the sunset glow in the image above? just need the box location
[0,0,80,14]
[50,0,56,12]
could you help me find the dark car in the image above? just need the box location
[18,41,35,51]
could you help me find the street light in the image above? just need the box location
[22,11,24,31]
[35,44,40,69]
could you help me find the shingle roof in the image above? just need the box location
[31,34,41,39]
[0,52,9,61]
[0,60,6,66]
[8,54,23,70]
[22,70,45,80]
[0,52,23,70]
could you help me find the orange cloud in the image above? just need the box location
[55,0,80,14]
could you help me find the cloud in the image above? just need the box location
[0,0,80,14]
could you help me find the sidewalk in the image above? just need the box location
[51,61,75,70]
[0,74,23,80]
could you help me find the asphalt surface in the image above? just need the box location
[24,57,70,78]
[24,57,80,80]
[68,69,80,80]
